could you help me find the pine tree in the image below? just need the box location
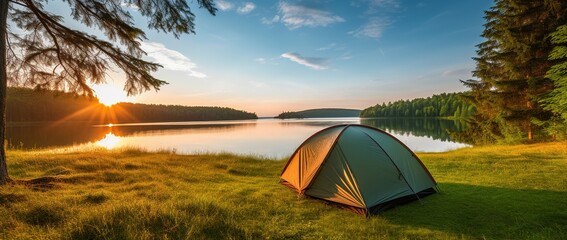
[539,24,567,139]
[462,0,567,142]
[0,0,217,184]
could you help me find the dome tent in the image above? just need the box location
[280,124,437,215]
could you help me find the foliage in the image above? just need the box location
[6,87,257,123]
[360,92,474,119]
[1,143,567,239]
[6,0,216,95]
[275,111,304,119]
[461,0,567,143]
[538,25,567,140]
[275,108,361,119]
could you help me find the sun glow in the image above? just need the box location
[96,132,121,149]
[93,84,128,106]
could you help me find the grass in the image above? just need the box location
[1,143,567,239]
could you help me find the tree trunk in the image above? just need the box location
[0,0,9,185]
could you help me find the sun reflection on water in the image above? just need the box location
[96,132,121,149]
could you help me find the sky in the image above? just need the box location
[54,0,494,117]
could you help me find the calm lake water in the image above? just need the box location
[7,118,470,158]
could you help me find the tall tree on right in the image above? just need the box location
[461,0,567,143]
[539,25,567,139]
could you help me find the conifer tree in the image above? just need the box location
[462,0,567,143]
[539,25,567,139]
[0,0,217,185]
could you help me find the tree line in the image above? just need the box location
[7,87,257,123]
[360,92,475,119]
[459,0,567,144]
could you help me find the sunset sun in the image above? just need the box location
[93,84,128,106]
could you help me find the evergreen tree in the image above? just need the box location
[539,24,567,139]
[0,0,217,184]
[461,0,567,143]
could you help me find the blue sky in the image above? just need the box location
[59,0,494,116]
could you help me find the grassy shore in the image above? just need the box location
[1,143,567,239]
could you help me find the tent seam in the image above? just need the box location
[356,125,437,185]
[357,129,424,205]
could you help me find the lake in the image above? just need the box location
[7,118,470,158]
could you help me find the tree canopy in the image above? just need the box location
[360,92,474,119]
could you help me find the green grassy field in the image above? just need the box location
[1,143,567,239]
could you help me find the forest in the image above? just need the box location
[6,87,257,123]
[360,92,475,119]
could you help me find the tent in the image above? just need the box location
[280,124,437,215]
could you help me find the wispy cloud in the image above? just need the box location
[140,41,206,78]
[349,17,390,39]
[352,0,400,13]
[281,52,329,70]
[276,2,344,30]
[442,68,472,77]
[215,0,234,11]
[317,43,337,51]
[367,0,400,12]
[349,0,398,40]
[237,2,256,14]
[255,58,266,64]
[261,15,281,25]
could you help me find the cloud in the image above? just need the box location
[216,0,234,11]
[281,52,328,70]
[367,0,400,11]
[278,2,344,30]
[442,68,472,77]
[139,41,206,78]
[317,43,337,51]
[350,17,390,39]
[255,58,266,64]
[237,2,256,14]
[349,0,398,39]
[352,0,400,13]
[261,15,281,25]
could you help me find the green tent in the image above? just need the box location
[280,124,437,215]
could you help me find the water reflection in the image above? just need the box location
[360,118,467,142]
[6,122,107,149]
[96,133,121,149]
[102,122,256,137]
[7,118,469,156]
